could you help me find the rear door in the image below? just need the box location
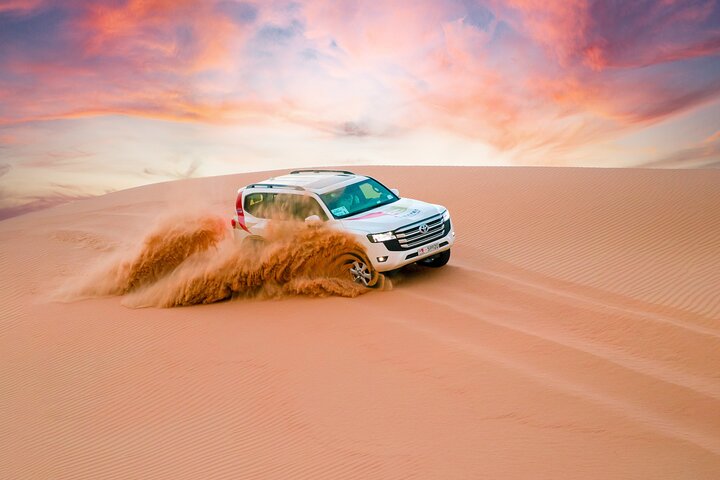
[242,190,275,236]
[244,191,333,237]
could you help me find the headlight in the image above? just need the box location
[368,231,396,243]
[442,210,451,221]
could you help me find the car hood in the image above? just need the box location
[339,198,445,233]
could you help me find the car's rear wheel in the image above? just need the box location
[417,249,450,268]
[241,235,265,250]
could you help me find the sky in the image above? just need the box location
[1,0,719,218]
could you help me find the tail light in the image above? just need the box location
[235,189,244,216]
[234,189,250,233]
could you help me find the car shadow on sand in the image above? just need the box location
[381,263,459,290]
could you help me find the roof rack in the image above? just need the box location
[289,169,354,175]
[246,183,305,191]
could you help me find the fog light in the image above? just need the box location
[376,256,388,263]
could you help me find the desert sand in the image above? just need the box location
[1,166,719,479]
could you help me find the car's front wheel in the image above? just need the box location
[349,258,374,286]
[417,249,450,268]
[347,255,378,287]
[334,252,380,287]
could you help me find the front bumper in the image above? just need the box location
[362,220,455,272]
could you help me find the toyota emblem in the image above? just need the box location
[418,224,429,234]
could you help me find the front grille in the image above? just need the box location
[382,214,450,251]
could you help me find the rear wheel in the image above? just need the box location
[242,235,265,250]
[417,249,450,268]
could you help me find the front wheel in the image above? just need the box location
[335,252,379,287]
[417,249,450,268]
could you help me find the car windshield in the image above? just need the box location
[319,178,399,219]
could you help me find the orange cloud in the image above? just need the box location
[703,130,720,144]
[0,96,278,127]
[0,0,262,128]
[79,0,243,72]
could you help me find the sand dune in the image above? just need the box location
[1,166,719,479]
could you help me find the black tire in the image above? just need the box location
[417,249,450,268]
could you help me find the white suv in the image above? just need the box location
[231,170,455,286]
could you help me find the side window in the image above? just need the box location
[273,194,328,221]
[292,195,328,221]
[271,194,295,220]
[243,192,328,221]
[244,192,271,218]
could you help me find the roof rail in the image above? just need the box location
[246,183,305,191]
[289,169,354,175]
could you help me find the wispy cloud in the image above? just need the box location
[642,131,720,168]
[143,158,202,180]
[21,149,93,169]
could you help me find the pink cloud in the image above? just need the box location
[0,0,47,14]
[302,0,454,64]
[391,0,720,156]
[498,0,720,70]
[500,0,591,65]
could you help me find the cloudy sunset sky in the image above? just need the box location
[1,0,719,218]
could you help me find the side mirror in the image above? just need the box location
[391,188,400,197]
[304,214,322,225]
